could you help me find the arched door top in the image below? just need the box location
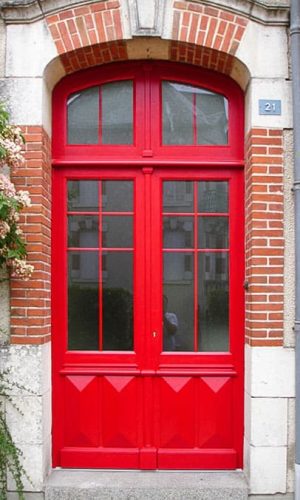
[52,61,244,164]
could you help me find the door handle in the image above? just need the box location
[152,331,157,338]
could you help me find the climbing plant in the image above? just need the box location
[0,367,30,500]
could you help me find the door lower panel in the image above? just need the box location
[60,372,239,469]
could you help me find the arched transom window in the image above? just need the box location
[53,61,243,162]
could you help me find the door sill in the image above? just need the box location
[45,469,248,499]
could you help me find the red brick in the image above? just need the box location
[107,1,120,8]
[91,3,106,12]
[74,6,90,16]
[59,10,74,20]
[174,1,187,9]
[219,11,234,22]
[204,6,218,17]
[46,14,59,24]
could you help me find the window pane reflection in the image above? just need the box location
[163,216,193,248]
[68,251,99,350]
[163,181,193,213]
[198,252,229,351]
[103,252,133,350]
[102,81,133,145]
[102,181,133,212]
[198,217,229,249]
[68,215,98,248]
[67,87,99,144]
[163,252,194,351]
[162,82,228,146]
[102,216,133,248]
[162,82,193,145]
[68,181,98,212]
[198,182,228,213]
[196,92,228,145]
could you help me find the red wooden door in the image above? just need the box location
[52,165,244,469]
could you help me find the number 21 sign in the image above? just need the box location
[259,99,282,115]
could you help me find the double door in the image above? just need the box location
[52,166,244,469]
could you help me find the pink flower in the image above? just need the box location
[9,258,34,281]
[15,190,31,208]
[0,221,10,239]
[0,173,16,197]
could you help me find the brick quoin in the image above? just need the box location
[46,0,127,73]
[245,128,284,347]
[10,127,51,345]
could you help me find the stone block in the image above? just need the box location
[249,445,287,494]
[236,22,289,79]
[249,397,288,447]
[0,77,43,125]
[245,346,295,398]
[6,344,51,397]
[245,78,293,132]
[7,493,44,500]
[45,470,248,500]
[6,21,57,78]
[7,444,44,492]
[6,395,44,445]
[287,398,295,492]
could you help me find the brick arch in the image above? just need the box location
[46,0,249,77]
[172,2,247,55]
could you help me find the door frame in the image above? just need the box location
[51,61,245,469]
[52,165,244,469]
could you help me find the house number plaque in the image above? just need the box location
[259,99,282,115]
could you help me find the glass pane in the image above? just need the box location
[68,251,99,350]
[68,216,98,248]
[162,82,193,145]
[102,81,133,144]
[196,91,228,145]
[198,181,228,213]
[102,216,133,248]
[103,252,133,350]
[68,181,98,212]
[163,252,194,351]
[67,87,99,144]
[198,217,229,249]
[163,216,193,249]
[198,252,229,351]
[163,181,193,213]
[102,181,133,212]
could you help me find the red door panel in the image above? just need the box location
[101,375,140,448]
[52,167,244,470]
[64,375,99,447]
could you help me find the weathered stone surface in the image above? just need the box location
[7,492,44,500]
[45,470,248,500]
[0,77,43,125]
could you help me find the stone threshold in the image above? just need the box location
[45,469,248,499]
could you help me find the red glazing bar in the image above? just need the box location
[194,181,198,352]
[193,92,197,145]
[98,180,103,351]
[99,86,102,145]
